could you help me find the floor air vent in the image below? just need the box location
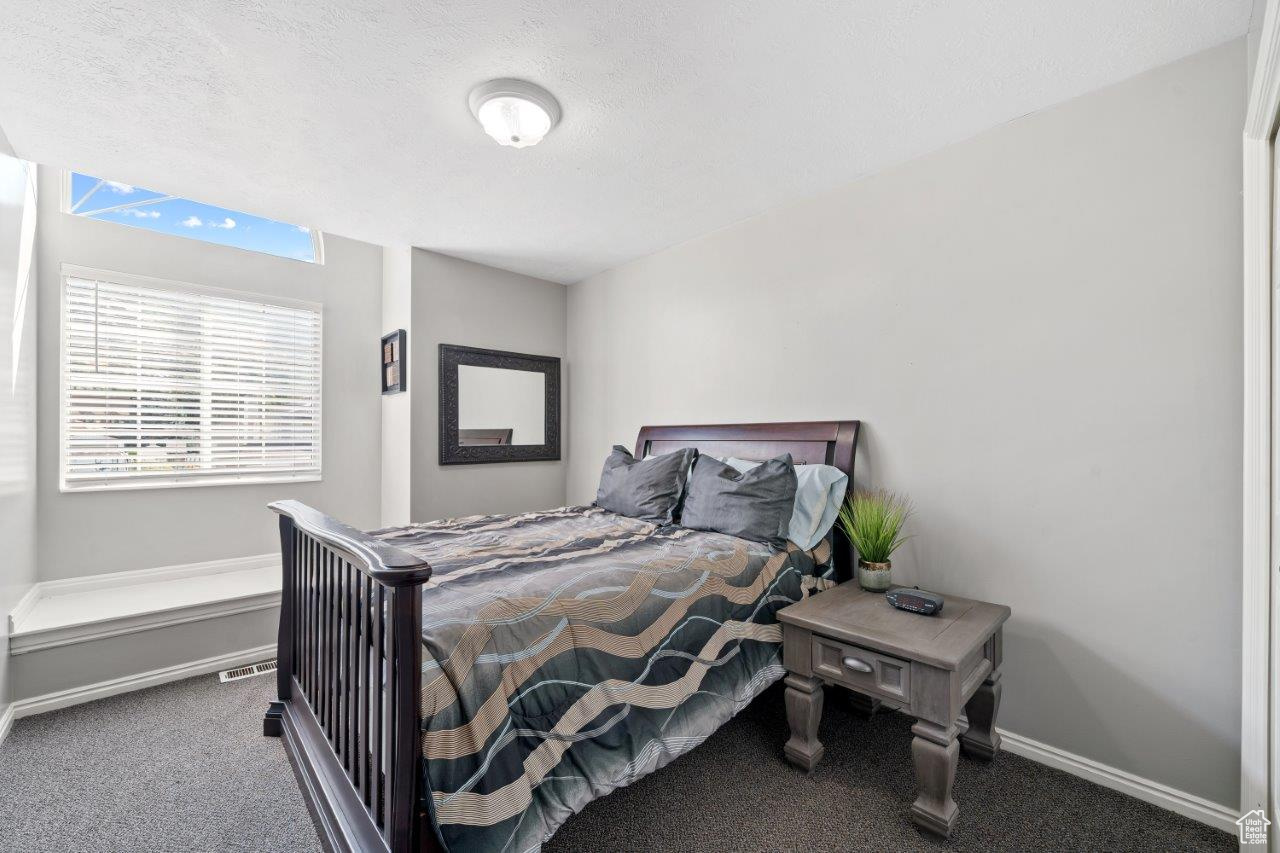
[219,660,278,683]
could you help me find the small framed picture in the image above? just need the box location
[381,329,407,394]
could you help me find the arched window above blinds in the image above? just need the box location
[65,172,323,263]
[60,266,322,491]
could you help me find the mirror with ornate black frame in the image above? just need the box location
[438,343,561,464]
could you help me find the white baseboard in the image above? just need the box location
[9,643,276,721]
[0,702,14,749]
[998,728,1237,835]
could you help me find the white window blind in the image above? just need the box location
[61,268,322,491]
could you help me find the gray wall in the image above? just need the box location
[35,170,384,580]
[0,153,37,713]
[410,249,566,522]
[566,40,1244,806]
[9,607,275,701]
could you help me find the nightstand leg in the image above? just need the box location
[910,720,960,838]
[960,670,1002,761]
[783,674,824,771]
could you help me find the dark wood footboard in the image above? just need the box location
[264,500,439,853]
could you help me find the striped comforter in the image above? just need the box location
[373,506,830,853]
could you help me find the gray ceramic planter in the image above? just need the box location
[857,559,893,592]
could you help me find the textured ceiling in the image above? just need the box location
[0,1,1254,283]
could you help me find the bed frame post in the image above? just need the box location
[264,514,298,736]
[278,515,297,698]
[830,420,860,582]
[388,586,424,851]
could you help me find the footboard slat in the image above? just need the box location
[372,581,384,820]
[318,543,327,723]
[298,536,306,697]
[325,550,336,741]
[318,547,328,730]
[301,535,311,704]
[268,501,433,853]
[389,586,423,850]
[332,555,342,747]
[336,556,344,751]
[290,529,300,688]
[382,585,396,834]
[345,562,356,775]
[297,535,305,700]
[342,559,349,760]
[308,539,318,709]
[358,572,371,808]
[310,539,318,707]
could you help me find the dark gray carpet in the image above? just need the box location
[547,686,1235,853]
[0,674,320,853]
[0,675,1232,852]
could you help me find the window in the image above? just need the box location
[61,266,322,491]
[65,172,323,263]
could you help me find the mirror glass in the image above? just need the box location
[457,365,546,446]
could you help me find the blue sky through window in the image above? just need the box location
[68,172,318,262]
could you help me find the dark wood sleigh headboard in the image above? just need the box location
[635,420,861,578]
[635,420,859,472]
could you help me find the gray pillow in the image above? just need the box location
[680,454,798,547]
[594,446,696,524]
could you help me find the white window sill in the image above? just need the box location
[60,473,322,494]
[8,554,281,655]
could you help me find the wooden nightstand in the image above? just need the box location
[778,582,1010,838]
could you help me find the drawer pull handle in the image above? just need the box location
[842,656,873,673]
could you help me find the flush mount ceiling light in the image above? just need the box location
[468,79,561,148]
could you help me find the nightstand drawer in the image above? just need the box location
[812,636,911,703]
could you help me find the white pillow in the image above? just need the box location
[725,457,848,551]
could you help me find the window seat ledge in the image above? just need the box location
[8,555,280,655]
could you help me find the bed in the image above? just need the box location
[263,421,860,852]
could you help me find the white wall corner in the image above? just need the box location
[381,245,413,527]
[0,701,14,749]
[1242,0,1279,828]
[0,139,38,746]
[7,583,41,635]
[1249,0,1270,89]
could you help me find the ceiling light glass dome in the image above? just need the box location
[468,79,561,148]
